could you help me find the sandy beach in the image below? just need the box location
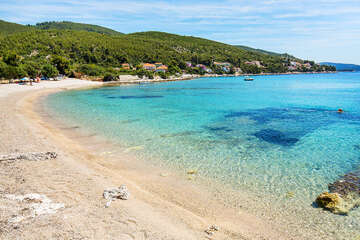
[0,79,301,240]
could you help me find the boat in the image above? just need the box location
[244,76,254,81]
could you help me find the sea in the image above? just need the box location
[44,72,360,239]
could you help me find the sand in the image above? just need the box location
[0,79,295,240]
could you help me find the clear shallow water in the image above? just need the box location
[45,73,360,238]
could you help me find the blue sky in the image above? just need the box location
[1,0,360,64]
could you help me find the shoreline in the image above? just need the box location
[100,71,338,85]
[0,79,293,239]
[0,71,337,86]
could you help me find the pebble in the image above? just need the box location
[205,225,220,235]
[187,169,197,175]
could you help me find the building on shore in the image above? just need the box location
[121,63,131,70]
[143,63,157,71]
[155,65,168,73]
[213,62,232,72]
[155,62,163,68]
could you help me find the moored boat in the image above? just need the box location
[244,76,254,81]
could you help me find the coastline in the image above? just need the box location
[90,71,338,85]
[0,79,294,240]
[0,71,337,87]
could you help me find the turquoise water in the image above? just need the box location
[45,72,360,238]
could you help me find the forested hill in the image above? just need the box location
[0,20,33,36]
[235,45,298,60]
[0,19,335,80]
[34,21,123,35]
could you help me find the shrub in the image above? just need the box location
[145,71,154,79]
[103,72,117,82]
[78,64,104,76]
[136,69,146,78]
[158,71,167,79]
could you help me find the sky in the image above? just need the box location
[1,0,360,64]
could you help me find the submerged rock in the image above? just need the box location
[315,192,348,215]
[285,191,295,199]
[328,172,360,196]
[316,171,360,215]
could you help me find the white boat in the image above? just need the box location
[244,76,254,81]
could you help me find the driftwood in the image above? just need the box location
[0,152,57,162]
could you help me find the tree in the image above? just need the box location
[42,64,59,78]
[78,64,104,76]
[168,65,181,75]
[23,62,39,78]
[4,51,20,66]
[0,61,7,78]
[51,55,70,75]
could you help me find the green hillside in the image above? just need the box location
[34,21,123,35]
[235,45,298,60]
[0,19,335,80]
[0,20,33,36]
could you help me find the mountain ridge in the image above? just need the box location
[320,62,360,72]
[34,21,123,35]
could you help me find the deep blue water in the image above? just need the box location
[45,72,360,206]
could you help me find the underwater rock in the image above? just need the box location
[316,171,360,215]
[315,192,348,215]
[328,172,360,196]
[285,191,295,199]
[254,129,299,146]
